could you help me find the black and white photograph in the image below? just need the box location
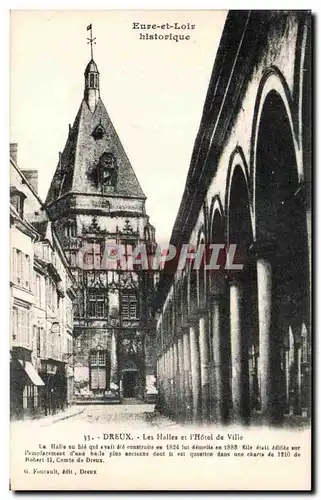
[9,9,312,491]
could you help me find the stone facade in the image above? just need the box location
[10,147,76,419]
[45,57,157,402]
[154,11,311,426]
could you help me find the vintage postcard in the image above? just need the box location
[9,9,312,491]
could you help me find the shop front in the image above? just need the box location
[40,360,67,415]
[10,348,45,419]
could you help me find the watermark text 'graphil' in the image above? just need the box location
[77,243,244,273]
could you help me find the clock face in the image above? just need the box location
[106,155,113,166]
[100,152,115,167]
[98,152,117,188]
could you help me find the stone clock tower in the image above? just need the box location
[45,37,157,403]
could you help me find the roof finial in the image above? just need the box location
[86,24,96,60]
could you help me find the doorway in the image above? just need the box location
[122,370,138,398]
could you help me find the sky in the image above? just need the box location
[10,10,227,245]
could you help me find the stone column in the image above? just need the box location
[172,341,178,419]
[229,277,244,423]
[257,255,283,424]
[189,322,201,422]
[284,348,290,413]
[183,328,192,420]
[177,336,184,420]
[163,350,169,415]
[211,296,223,422]
[110,330,118,388]
[156,356,161,410]
[168,348,172,416]
[293,343,302,415]
[164,348,169,415]
[199,314,210,422]
[160,353,165,410]
[167,346,173,415]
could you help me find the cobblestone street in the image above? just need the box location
[58,403,178,428]
[11,402,180,431]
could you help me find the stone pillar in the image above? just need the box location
[229,278,244,422]
[257,256,283,424]
[168,348,172,416]
[167,348,172,415]
[160,353,165,409]
[110,330,118,388]
[164,349,169,415]
[199,314,210,422]
[183,328,192,420]
[293,343,302,415]
[172,342,178,419]
[284,348,290,413]
[165,348,170,415]
[156,356,162,410]
[211,296,223,423]
[189,322,201,422]
[177,336,184,421]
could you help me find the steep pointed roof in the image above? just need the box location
[46,96,146,205]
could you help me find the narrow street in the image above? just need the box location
[11,401,309,431]
[57,403,178,428]
[11,401,180,431]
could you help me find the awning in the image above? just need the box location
[18,360,45,387]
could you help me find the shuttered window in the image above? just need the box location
[90,350,107,390]
[120,292,138,319]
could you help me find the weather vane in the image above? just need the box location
[86,24,96,60]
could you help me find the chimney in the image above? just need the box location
[22,170,38,194]
[10,143,18,163]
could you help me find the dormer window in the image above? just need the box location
[10,186,26,219]
[92,124,105,140]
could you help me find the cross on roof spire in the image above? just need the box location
[86,24,96,60]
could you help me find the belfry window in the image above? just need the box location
[87,72,99,89]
